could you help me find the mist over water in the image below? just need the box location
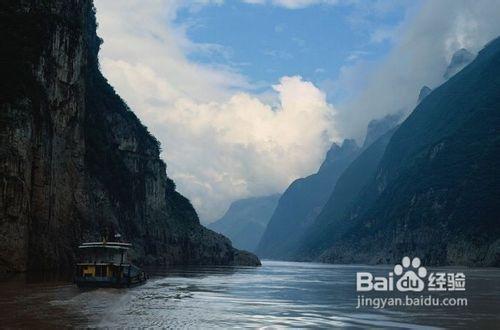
[0,261,498,328]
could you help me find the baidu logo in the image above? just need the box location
[355,256,467,309]
[394,256,427,292]
[356,256,465,292]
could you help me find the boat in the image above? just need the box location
[74,239,147,288]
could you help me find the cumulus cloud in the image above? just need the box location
[155,77,337,221]
[94,0,338,222]
[332,0,500,140]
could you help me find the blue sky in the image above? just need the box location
[176,1,409,101]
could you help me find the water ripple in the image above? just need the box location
[0,261,499,328]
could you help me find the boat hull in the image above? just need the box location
[74,275,146,288]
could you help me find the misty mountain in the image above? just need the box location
[256,139,360,259]
[292,111,404,259]
[297,37,500,266]
[207,194,280,252]
[295,126,399,259]
[417,85,432,103]
[443,48,475,79]
[362,113,402,148]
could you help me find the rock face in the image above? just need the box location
[0,0,259,272]
[257,139,360,259]
[208,194,280,252]
[296,38,500,266]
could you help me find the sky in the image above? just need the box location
[94,0,500,223]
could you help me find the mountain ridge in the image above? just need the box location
[256,139,360,259]
[301,37,500,266]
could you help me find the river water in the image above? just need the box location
[0,261,498,328]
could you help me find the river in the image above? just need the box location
[0,261,498,328]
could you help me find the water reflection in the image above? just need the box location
[0,261,498,328]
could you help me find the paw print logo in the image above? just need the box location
[394,256,427,292]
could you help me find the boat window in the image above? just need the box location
[96,265,105,277]
[78,247,127,264]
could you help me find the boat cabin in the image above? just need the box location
[75,241,146,288]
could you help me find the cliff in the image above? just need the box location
[0,0,259,272]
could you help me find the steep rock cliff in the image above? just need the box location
[0,0,259,272]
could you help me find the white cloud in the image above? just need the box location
[262,49,294,59]
[370,26,398,44]
[156,76,337,221]
[345,50,370,62]
[94,0,339,222]
[242,0,338,9]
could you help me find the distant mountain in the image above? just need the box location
[362,113,402,148]
[420,49,474,104]
[417,85,432,103]
[443,48,475,79]
[208,194,280,252]
[256,139,360,259]
[295,126,399,259]
[298,37,500,266]
[294,112,402,259]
